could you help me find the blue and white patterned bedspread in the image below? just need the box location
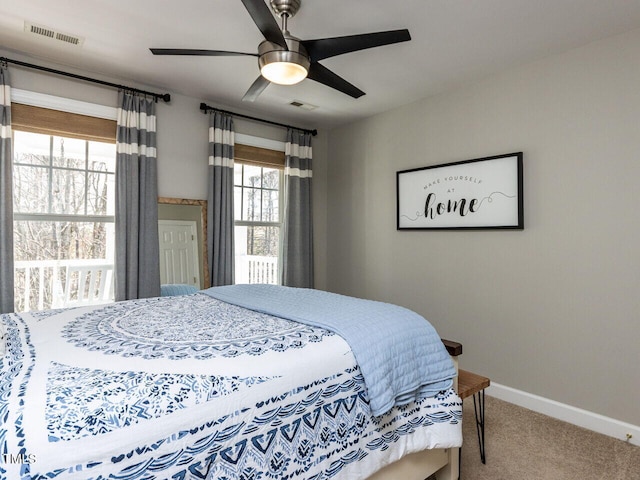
[0,293,462,480]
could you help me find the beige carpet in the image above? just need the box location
[459,395,640,480]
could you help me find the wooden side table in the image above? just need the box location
[458,369,490,464]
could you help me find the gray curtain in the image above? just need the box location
[207,111,235,286]
[0,65,13,313]
[115,91,160,300]
[282,128,314,288]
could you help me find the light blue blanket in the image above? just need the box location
[203,285,456,416]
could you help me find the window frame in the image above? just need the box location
[234,163,283,228]
[11,97,117,227]
[12,131,116,224]
[10,92,118,311]
[233,141,286,285]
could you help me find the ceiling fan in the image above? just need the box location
[150,0,411,102]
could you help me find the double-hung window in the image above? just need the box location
[233,142,285,285]
[12,99,116,312]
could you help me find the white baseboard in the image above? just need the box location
[486,382,640,447]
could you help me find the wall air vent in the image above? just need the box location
[289,100,318,111]
[24,22,85,46]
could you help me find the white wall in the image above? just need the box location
[1,49,329,288]
[325,28,640,426]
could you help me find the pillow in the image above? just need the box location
[160,284,198,297]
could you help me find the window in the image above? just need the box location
[12,101,116,312]
[233,142,285,285]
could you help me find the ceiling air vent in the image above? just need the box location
[24,22,85,46]
[289,100,318,111]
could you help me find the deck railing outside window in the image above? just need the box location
[235,254,278,285]
[16,255,278,312]
[15,259,114,312]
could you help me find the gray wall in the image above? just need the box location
[325,28,640,426]
[1,49,329,289]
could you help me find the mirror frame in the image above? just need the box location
[157,197,210,288]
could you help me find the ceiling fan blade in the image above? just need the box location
[150,48,257,57]
[301,29,411,62]
[240,0,288,49]
[242,75,271,102]
[307,63,365,99]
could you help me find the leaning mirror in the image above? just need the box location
[157,197,210,289]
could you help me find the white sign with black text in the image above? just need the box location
[397,152,523,229]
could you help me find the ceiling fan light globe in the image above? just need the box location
[261,61,308,85]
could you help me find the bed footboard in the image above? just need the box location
[367,340,462,480]
[367,447,451,480]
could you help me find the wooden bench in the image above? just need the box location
[458,369,490,464]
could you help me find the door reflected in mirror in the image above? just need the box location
[157,197,209,289]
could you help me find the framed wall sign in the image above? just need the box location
[397,152,523,230]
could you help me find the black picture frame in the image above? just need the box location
[396,152,524,230]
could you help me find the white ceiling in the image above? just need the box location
[2,0,640,130]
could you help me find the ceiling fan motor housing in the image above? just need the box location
[258,34,310,84]
[270,0,301,18]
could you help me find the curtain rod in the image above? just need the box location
[199,102,317,137]
[1,56,171,103]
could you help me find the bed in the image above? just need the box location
[1,285,462,480]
